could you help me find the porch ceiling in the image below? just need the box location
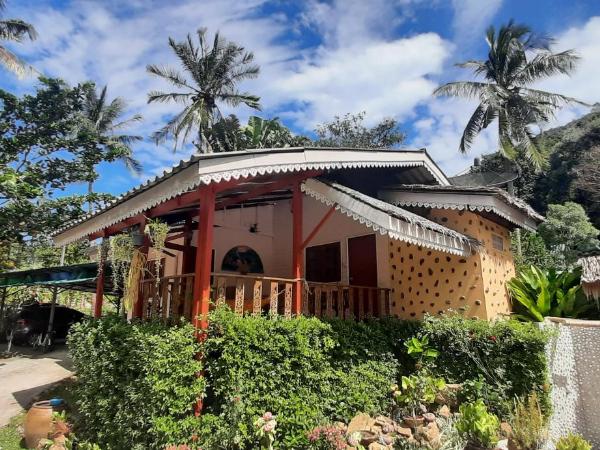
[51,147,450,246]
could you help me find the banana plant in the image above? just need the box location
[507,265,590,321]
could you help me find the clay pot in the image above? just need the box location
[24,400,53,449]
[402,415,425,428]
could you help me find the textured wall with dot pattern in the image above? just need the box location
[544,319,600,449]
[388,209,513,320]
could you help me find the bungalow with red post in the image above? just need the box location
[49,147,543,327]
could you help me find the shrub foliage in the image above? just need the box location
[67,316,204,450]
[66,309,549,449]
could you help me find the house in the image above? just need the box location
[50,147,543,326]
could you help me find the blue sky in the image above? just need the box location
[2,0,600,198]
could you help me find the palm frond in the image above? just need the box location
[459,103,497,153]
[0,45,35,77]
[0,19,37,41]
[520,87,589,107]
[433,81,490,99]
[146,64,196,91]
[516,50,580,85]
[147,91,192,104]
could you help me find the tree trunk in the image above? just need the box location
[88,179,94,213]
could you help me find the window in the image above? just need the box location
[305,242,341,282]
[491,234,504,251]
[221,246,263,274]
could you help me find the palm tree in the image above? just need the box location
[0,0,37,77]
[81,85,143,212]
[147,28,261,152]
[434,21,585,170]
[242,116,307,149]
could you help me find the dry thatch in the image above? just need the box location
[579,256,600,301]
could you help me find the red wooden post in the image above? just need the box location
[192,185,216,332]
[94,236,105,318]
[292,182,303,315]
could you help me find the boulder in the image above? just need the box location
[500,422,513,438]
[368,443,389,450]
[348,413,375,435]
[414,422,441,449]
[435,383,461,406]
[438,405,451,418]
[423,412,436,423]
[396,426,412,438]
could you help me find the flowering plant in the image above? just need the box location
[307,425,347,450]
[254,412,277,450]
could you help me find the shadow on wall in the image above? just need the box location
[544,317,600,449]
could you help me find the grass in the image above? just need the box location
[0,412,26,450]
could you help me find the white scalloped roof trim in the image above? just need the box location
[392,199,536,231]
[301,180,474,257]
[52,159,428,246]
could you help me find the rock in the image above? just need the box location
[368,443,388,450]
[380,434,394,445]
[435,383,461,406]
[495,439,509,450]
[396,426,412,438]
[438,405,451,418]
[359,430,379,446]
[423,413,436,423]
[348,413,375,435]
[500,422,513,438]
[415,422,441,449]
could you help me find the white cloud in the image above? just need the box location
[451,0,503,44]
[536,16,600,127]
[271,33,451,129]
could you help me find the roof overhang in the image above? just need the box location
[52,147,449,246]
[379,186,542,231]
[302,179,477,256]
[0,263,117,295]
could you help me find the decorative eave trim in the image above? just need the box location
[301,179,476,257]
[52,151,442,246]
[379,191,539,231]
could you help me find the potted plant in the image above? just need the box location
[455,400,500,450]
[393,374,446,428]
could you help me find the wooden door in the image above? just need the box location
[348,234,377,287]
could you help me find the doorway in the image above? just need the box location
[348,234,377,287]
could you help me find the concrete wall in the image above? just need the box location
[544,318,600,449]
[388,209,513,320]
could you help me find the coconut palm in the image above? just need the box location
[0,0,37,77]
[81,85,142,211]
[434,21,585,170]
[147,28,260,152]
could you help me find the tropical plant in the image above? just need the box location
[507,265,591,321]
[80,84,142,211]
[392,374,446,418]
[509,392,547,450]
[0,0,37,77]
[404,335,439,366]
[314,111,405,149]
[555,433,592,450]
[147,28,260,152]
[434,20,584,170]
[455,400,500,449]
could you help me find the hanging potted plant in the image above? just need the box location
[145,218,169,284]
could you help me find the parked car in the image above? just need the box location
[8,302,85,347]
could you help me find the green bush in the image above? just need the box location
[555,433,592,450]
[199,308,405,449]
[420,314,551,418]
[67,316,204,450]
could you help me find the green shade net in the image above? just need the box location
[0,263,116,294]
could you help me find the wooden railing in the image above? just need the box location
[138,273,391,321]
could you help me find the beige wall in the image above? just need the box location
[388,209,514,320]
[159,195,390,288]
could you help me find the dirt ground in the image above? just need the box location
[0,344,73,427]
